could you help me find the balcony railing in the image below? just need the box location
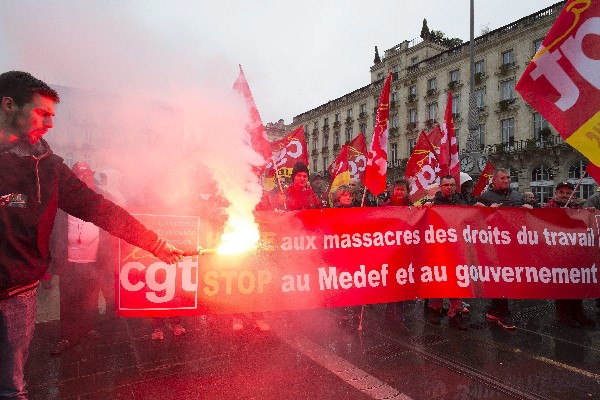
[483,135,564,155]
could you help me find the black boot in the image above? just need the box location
[427,307,443,325]
[449,313,468,330]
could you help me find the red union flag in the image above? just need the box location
[329,132,368,182]
[585,162,600,185]
[440,91,461,192]
[263,126,308,188]
[515,1,600,166]
[232,65,272,170]
[472,160,495,197]
[405,130,440,204]
[365,73,392,196]
[327,145,351,205]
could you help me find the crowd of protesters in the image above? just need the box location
[1,70,599,399]
[266,162,599,333]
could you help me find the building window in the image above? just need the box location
[475,88,486,109]
[334,131,340,146]
[409,85,417,96]
[323,117,329,127]
[347,108,353,118]
[392,65,399,73]
[569,161,596,199]
[312,137,317,151]
[359,123,367,135]
[477,124,485,147]
[304,124,309,134]
[391,114,399,129]
[449,69,459,83]
[452,94,460,115]
[502,49,514,65]
[410,56,419,66]
[533,112,550,140]
[322,134,328,147]
[313,158,318,173]
[530,164,554,204]
[427,78,437,91]
[390,142,398,162]
[323,157,329,173]
[345,127,353,143]
[335,113,340,122]
[408,139,417,155]
[474,60,485,75]
[313,121,319,129]
[501,118,515,146]
[377,72,384,79]
[427,103,438,120]
[360,103,367,113]
[533,38,543,56]
[500,79,515,101]
[391,92,398,102]
[409,108,417,123]
[510,168,519,190]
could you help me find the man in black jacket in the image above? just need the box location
[426,175,468,330]
[0,71,184,400]
[477,168,532,331]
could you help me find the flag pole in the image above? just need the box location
[564,171,587,208]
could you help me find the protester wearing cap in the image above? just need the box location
[275,162,321,210]
[544,182,578,208]
[544,181,596,327]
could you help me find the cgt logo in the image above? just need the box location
[120,258,198,304]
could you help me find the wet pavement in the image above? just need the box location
[28,284,600,400]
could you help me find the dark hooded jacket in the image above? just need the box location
[432,192,467,206]
[0,139,160,299]
[476,186,524,207]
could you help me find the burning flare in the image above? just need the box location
[217,211,260,255]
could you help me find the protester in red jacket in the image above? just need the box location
[275,162,321,211]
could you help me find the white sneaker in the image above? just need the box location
[171,324,186,336]
[151,328,164,340]
[232,318,244,332]
[253,319,270,332]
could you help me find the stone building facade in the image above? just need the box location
[288,1,596,204]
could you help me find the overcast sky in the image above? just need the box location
[1,0,559,125]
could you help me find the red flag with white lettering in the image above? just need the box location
[440,91,461,192]
[329,132,368,182]
[232,65,272,172]
[365,73,392,196]
[263,126,308,190]
[405,131,441,204]
[515,1,600,167]
[472,160,495,197]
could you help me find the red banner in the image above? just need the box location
[116,208,600,317]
